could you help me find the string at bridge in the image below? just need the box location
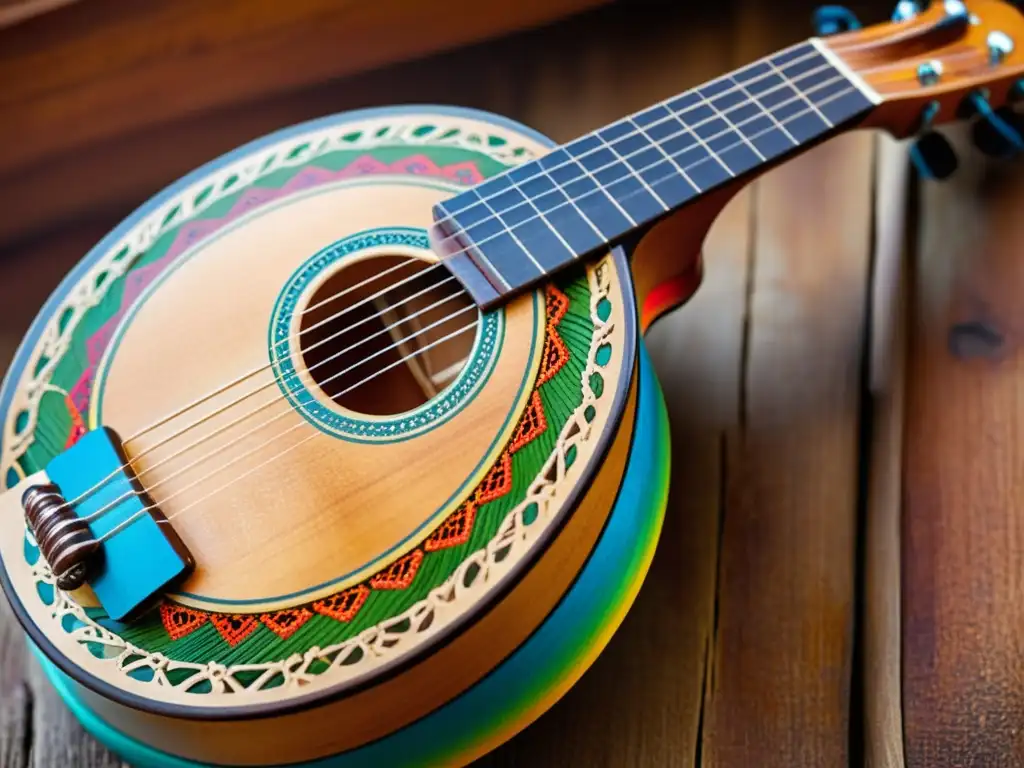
[46,68,861,545]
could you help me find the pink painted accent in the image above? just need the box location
[280,166,336,192]
[338,155,390,177]
[389,153,442,176]
[442,161,485,185]
[225,188,278,217]
[73,151,487,414]
[67,366,94,414]
[164,219,222,262]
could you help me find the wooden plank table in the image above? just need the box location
[2,0,1022,765]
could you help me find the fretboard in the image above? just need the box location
[432,39,878,308]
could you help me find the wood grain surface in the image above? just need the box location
[902,127,1024,767]
[10,0,1021,766]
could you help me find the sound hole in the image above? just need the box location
[297,255,478,417]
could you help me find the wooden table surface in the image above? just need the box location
[1,0,1023,765]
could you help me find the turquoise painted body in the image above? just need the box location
[45,427,190,621]
[36,343,670,768]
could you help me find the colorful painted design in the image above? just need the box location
[2,109,623,706]
[267,226,503,443]
[18,260,613,700]
[509,392,547,453]
[311,585,369,623]
[424,499,478,552]
[261,609,314,641]
[33,344,668,768]
[538,286,571,385]
[2,119,540,481]
[638,258,704,332]
[159,603,208,641]
[368,549,425,591]
[210,614,260,648]
[123,280,582,652]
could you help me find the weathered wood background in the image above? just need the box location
[1,0,1023,765]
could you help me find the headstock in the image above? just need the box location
[817,0,1024,177]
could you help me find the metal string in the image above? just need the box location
[427,66,848,272]
[61,261,452,510]
[70,51,842,509]
[108,47,837,455]
[52,80,859,545]
[73,292,474,526]
[95,321,480,544]
[427,42,826,238]
[122,258,448,444]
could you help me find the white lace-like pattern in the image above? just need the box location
[28,259,616,699]
[0,116,539,476]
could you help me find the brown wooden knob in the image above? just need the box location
[22,483,100,590]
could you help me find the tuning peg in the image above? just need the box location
[812,5,861,35]
[891,0,921,21]
[909,100,959,181]
[964,91,1024,159]
[911,131,960,181]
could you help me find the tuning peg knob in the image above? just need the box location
[812,5,861,35]
[972,107,1024,159]
[911,132,959,181]
[963,91,1024,160]
[891,0,921,21]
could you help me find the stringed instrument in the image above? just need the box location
[0,2,1021,765]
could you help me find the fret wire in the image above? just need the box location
[502,62,841,229]
[768,58,834,128]
[462,84,860,291]
[600,130,673,210]
[497,178,580,264]
[442,53,857,286]
[619,39,810,143]
[437,198,513,291]
[467,60,843,247]
[529,165,609,245]
[477,195,547,275]
[667,115,733,180]
[696,86,768,163]
[729,74,800,145]
[667,101,736,180]
[472,173,583,271]
[520,206,577,264]
[626,116,703,193]
[809,37,881,105]
[565,154,640,228]
[441,43,824,232]
[541,41,817,197]
[648,83,855,192]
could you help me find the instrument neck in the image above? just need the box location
[433,38,880,309]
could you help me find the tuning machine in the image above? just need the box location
[963,91,1024,160]
[812,5,861,35]
[811,1,924,34]
[891,0,921,22]
[911,101,960,181]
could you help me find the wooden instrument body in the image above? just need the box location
[0,106,693,766]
